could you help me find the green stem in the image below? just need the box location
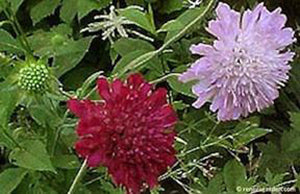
[1,127,22,149]
[3,2,33,56]
[12,13,32,55]
[68,159,88,194]
[51,110,70,156]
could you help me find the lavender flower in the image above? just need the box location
[179,2,295,121]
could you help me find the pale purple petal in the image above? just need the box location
[179,2,295,121]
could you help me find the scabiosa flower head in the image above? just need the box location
[179,2,295,121]
[68,74,177,194]
[18,62,49,93]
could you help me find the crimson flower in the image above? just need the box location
[68,73,177,194]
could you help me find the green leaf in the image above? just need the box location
[167,65,196,98]
[157,0,183,14]
[0,168,27,194]
[0,83,20,128]
[51,155,80,169]
[0,29,24,54]
[223,160,248,193]
[27,96,62,128]
[60,0,111,23]
[113,38,154,56]
[173,101,189,110]
[232,127,272,149]
[296,174,300,189]
[158,1,213,42]
[54,37,92,77]
[112,50,151,75]
[125,0,144,6]
[0,128,14,148]
[28,25,92,77]
[281,113,300,153]
[118,6,156,34]
[9,139,56,172]
[10,0,23,13]
[116,0,214,77]
[257,142,290,174]
[290,112,300,132]
[203,174,225,194]
[265,169,286,186]
[30,0,61,24]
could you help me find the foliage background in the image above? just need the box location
[0,0,300,193]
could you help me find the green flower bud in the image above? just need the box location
[18,63,50,93]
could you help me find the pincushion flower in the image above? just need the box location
[68,74,177,194]
[179,2,295,121]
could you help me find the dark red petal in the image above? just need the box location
[147,88,167,109]
[87,150,102,167]
[75,138,98,158]
[73,73,177,194]
[97,77,111,102]
[127,73,145,89]
[68,99,86,117]
[139,82,152,97]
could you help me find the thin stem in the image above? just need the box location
[51,110,70,156]
[1,127,23,149]
[201,121,220,146]
[2,3,33,56]
[84,86,97,98]
[150,73,181,84]
[12,13,32,54]
[68,159,88,194]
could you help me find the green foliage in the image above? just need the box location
[0,0,299,193]
[0,168,27,194]
[0,29,24,54]
[9,139,55,172]
[30,0,60,24]
[60,0,111,23]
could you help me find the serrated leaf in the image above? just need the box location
[0,168,27,194]
[118,6,156,34]
[0,29,24,54]
[203,174,225,194]
[223,160,248,193]
[257,142,290,174]
[265,169,286,186]
[10,139,55,172]
[30,0,60,24]
[60,0,111,23]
